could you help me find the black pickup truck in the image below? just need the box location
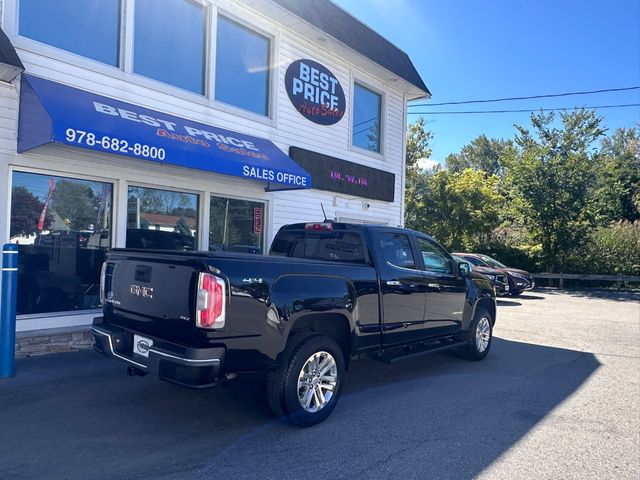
[92,222,496,426]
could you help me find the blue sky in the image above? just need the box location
[334,0,640,164]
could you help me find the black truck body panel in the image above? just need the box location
[93,223,495,386]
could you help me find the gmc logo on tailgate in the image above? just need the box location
[129,284,154,299]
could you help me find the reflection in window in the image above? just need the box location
[19,0,121,66]
[134,0,206,94]
[352,83,382,152]
[215,16,270,116]
[416,238,451,274]
[209,196,264,254]
[10,172,112,315]
[378,233,415,269]
[127,186,199,251]
[270,231,366,264]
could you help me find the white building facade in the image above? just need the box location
[0,0,429,333]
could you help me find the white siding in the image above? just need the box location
[0,0,416,330]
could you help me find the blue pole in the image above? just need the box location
[1,243,18,378]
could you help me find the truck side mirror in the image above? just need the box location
[458,261,471,276]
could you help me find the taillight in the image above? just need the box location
[304,222,333,231]
[196,273,226,329]
[99,261,107,305]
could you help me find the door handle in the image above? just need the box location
[386,280,401,286]
[428,283,441,289]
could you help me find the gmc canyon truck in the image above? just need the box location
[92,222,496,426]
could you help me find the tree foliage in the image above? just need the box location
[594,126,640,223]
[10,186,46,238]
[409,168,504,251]
[405,108,637,275]
[50,180,100,231]
[501,110,606,271]
[445,134,512,177]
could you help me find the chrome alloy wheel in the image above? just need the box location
[297,351,338,413]
[475,317,491,353]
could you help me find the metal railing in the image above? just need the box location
[532,272,640,288]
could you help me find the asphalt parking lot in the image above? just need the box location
[1,289,638,480]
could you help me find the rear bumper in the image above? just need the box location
[92,318,225,388]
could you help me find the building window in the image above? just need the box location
[10,172,113,315]
[352,83,382,153]
[215,16,270,116]
[18,0,121,66]
[209,196,264,254]
[127,186,199,251]
[133,0,206,94]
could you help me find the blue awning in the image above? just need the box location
[18,74,311,189]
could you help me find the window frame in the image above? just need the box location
[350,78,385,158]
[208,192,268,255]
[125,182,202,251]
[211,9,277,122]
[377,230,418,271]
[4,0,277,122]
[7,0,127,74]
[130,0,210,97]
[8,166,118,320]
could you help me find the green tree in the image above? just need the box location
[502,109,606,272]
[10,186,46,238]
[445,134,512,177]
[594,126,640,223]
[50,180,99,231]
[414,168,504,250]
[404,117,435,228]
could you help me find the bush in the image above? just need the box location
[565,221,640,275]
[474,226,542,272]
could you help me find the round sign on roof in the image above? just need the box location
[285,59,346,126]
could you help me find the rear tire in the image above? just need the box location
[266,335,345,427]
[459,307,493,361]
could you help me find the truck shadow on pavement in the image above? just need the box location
[0,339,600,480]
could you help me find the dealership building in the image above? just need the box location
[0,0,429,347]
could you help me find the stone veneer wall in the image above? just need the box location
[15,327,94,358]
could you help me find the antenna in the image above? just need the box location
[320,203,328,221]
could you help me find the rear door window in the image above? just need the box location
[270,230,367,264]
[377,232,416,270]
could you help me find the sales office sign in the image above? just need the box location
[285,59,346,125]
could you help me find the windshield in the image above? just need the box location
[480,255,507,269]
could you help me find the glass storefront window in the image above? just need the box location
[209,196,264,254]
[352,83,382,153]
[134,0,206,94]
[19,0,121,66]
[215,16,270,116]
[127,186,199,250]
[10,172,113,315]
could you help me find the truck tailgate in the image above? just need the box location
[104,252,203,343]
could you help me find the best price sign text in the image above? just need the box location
[285,59,345,126]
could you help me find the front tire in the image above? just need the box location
[459,307,493,361]
[266,335,345,427]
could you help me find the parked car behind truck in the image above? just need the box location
[452,254,510,296]
[454,253,534,296]
[93,222,496,426]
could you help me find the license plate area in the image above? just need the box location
[133,334,153,357]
